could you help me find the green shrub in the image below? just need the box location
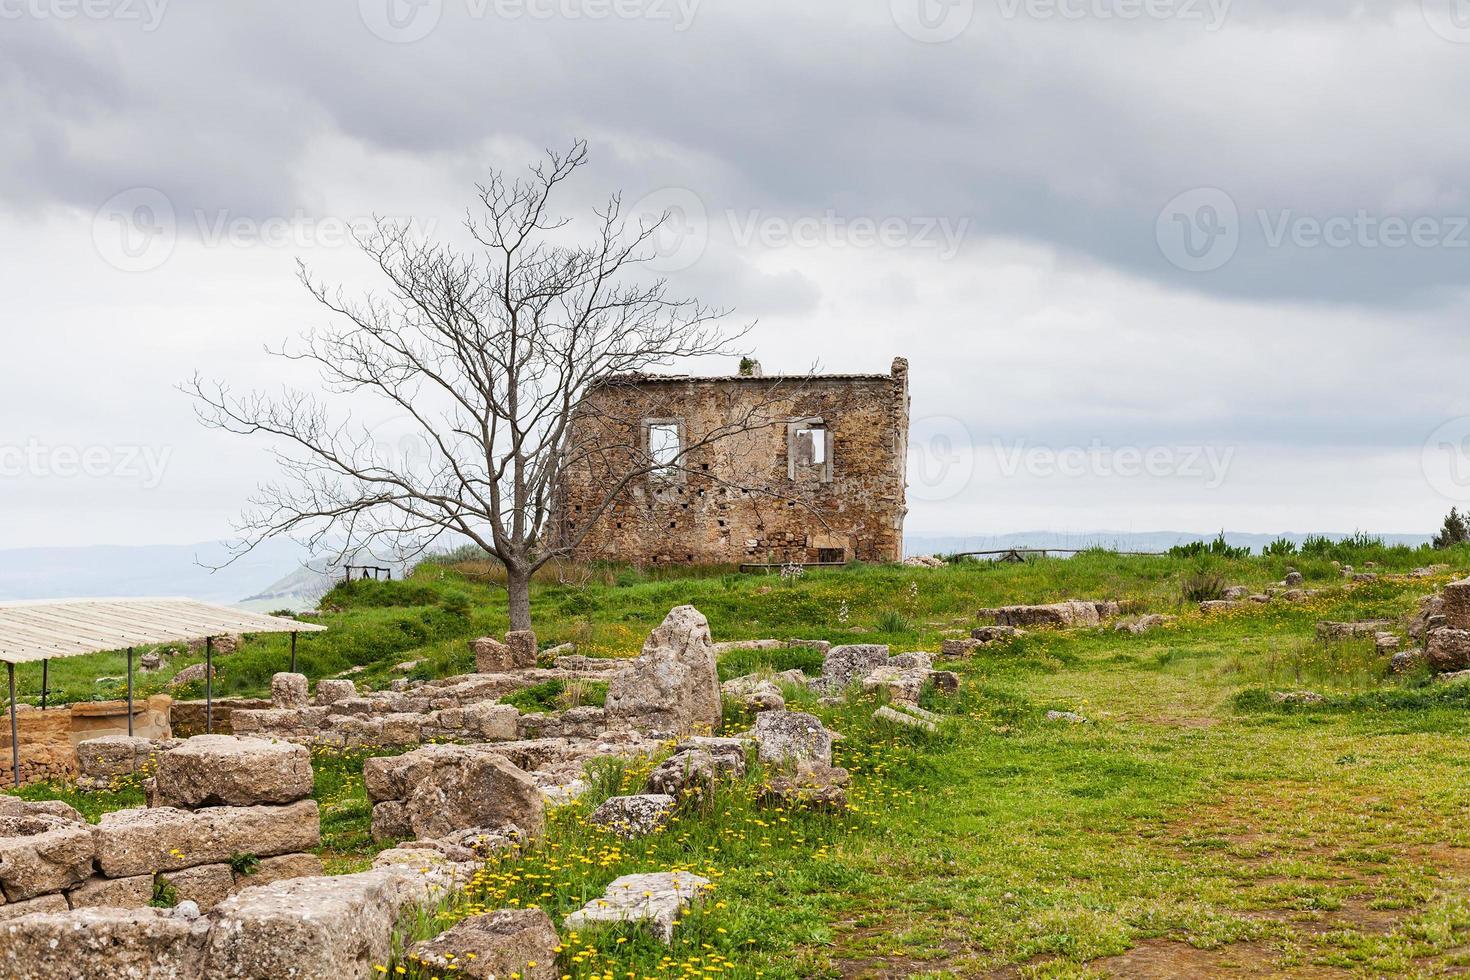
[1169,533,1250,560]
[1262,537,1297,557]
[1181,570,1227,602]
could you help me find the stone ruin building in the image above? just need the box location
[549,356,910,565]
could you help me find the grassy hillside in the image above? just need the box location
[12,545,1470,976]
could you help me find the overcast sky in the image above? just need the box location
[4,0,1470,550]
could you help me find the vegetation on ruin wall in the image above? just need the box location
[15,546,1470,973]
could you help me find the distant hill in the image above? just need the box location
[0,539,406,609]
[904,530,1433,558]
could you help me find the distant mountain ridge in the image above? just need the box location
[904,530,1433,557]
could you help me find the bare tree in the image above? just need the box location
[187,141,794,629]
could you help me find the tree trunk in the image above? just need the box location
[506,565,533,632]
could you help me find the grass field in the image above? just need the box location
[11,544,1470,977]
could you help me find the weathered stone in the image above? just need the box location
[1374,631,1401,654]
[152,735,313,809]
[408,908,559,980]
[1316,620,1394,640]
[645,749,738,798]
[1284,569,1304,587]
[68,872,155,909]
[370,800,412,842]
[941,638,982,656]
[96,801,320,878]
[589,794,676,839]
[752,711,832,768]
[563,871,712,943]
[0,819,96,901]
[1221,586,1250,600]
[1389,649,1424,674]
[821,644,891,689]
[505,629,539,668]
[1444,579,1470,630]
[232,852,323,893]
[0,892,69,922]
[1428,627,1470,673]
[1271,690,1325,705]
[1198,600,1238,613]
[203,867,437,979]
[1113,614,1175,635]
[874,705,937,732]
[168,663,214,689]
[76,735,179,789]
[165,862,234,912]
[460,702,520,740]
[0,906,209,978]
[888,652,933,670]
[977,601,1102,628]
[472,636,516,673]
[314,678,357,705]
[270,673,309,710]
[405,754,544,842]
[970,625,1021,643]
[605,605,721,736]
[1410,594,1447,641]
[758,763,849,811]
[1045,710,1088,724]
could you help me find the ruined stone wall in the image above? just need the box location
[0,709,75,784]
[552,358,909,565]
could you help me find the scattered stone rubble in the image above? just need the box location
[1,600,983,974]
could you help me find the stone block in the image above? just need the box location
[96,801,320,878]
[152,735,313,809]
[409,908,559,980]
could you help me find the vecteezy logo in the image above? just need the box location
[92,187,177,273]
[359,0,442,43]
[907,415,975,502]
[1423,417,1470,501]
[890,0,974,42]
[1156,187,1239,272]
[1422,0,1470,43]
[626,187,708,273]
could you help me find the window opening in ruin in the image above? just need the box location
[647,421,681,477]
[794,424,826,466]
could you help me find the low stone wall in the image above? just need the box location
[1,697,173,786]
[0,860,458,980]
[170,699,270,738]
[0,736,323,921]
[76,735,181,790]
[0,708,75,784]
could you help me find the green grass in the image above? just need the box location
[11,547,1470,976]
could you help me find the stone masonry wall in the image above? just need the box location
[550,358,910,565]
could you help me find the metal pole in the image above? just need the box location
[40,659,47,711]
[126,648,134,737]
[290,632,298,673]
[8,663,18,787]
[205,637,214,734]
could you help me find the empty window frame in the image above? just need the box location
[645,420,683,479]
[787,419,833,482]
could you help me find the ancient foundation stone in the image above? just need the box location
[0,819,96,901]
[0,906,210,980]
[152,735,313,809]
[96,801,321,878]
[270,673,309,710]
[505,630,539,668]
[409,908,559,980]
